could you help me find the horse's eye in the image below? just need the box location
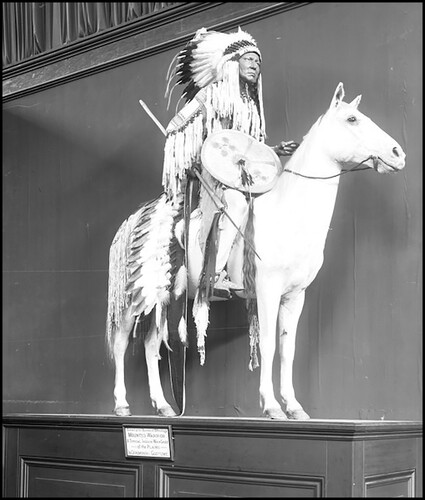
[347,116,357,123]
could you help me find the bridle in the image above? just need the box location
[283,155,397,180]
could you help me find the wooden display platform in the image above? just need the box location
[2,414,422,497]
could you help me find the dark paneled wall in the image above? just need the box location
[3,3,422,419]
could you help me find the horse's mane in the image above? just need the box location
[282,113,324,171]
[300,113,324,146]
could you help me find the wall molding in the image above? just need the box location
[2,3,211,78]
[3,414,423,441]
[2,2,309,102]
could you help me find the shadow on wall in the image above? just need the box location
[3,106,163,415]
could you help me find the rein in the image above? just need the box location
[283,155,388,180]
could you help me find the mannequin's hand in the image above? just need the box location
[187,167,198,179]
[187,163,201,179]
[273,140,300,157]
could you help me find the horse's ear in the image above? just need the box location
[330,82,345,108]
[350,94,362,108]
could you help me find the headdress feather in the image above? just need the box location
[165,27,261,108]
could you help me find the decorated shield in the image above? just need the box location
[201,130,283,194]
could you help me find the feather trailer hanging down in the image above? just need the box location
[126,194,186,347]
[106,194,186,359]
[192,209,221,365]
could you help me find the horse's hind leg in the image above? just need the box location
[145,316,177,417]
[113,307,135,416]
[278,292,310,420]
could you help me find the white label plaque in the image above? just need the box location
[123,426,173,460]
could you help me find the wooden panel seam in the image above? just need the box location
[20,457,140,497]
[158,466,325,496]
[364,469,416,497]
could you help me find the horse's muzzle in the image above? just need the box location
[373,144,406,173]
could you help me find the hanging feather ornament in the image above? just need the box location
[193,289,210,366]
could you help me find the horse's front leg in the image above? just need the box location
[144,316,177,417]
[113,307,134,416]
[278,291,310,420]
[256,275,287,419]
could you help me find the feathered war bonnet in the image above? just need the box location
[162,27,266,202]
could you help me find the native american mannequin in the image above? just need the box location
[110,28,298,366]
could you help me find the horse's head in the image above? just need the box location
[319,82,406,174]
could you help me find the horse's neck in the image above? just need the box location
[265,129,341,241]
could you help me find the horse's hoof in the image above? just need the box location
[114,406,131,416]
[264,407,288,420]
[157,405,177,417]
[287,408,310,420]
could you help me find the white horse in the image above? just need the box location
[107,82,405,419]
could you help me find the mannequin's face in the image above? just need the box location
[239,52,261,84]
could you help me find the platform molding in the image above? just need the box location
[2,414,422,497]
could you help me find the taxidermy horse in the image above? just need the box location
[106,82,405,419]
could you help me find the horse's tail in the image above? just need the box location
[106,214,134,360]
[243,198,260,371]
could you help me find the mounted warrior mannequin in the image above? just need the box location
[107,27,299,416]
[106,27,406,419]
